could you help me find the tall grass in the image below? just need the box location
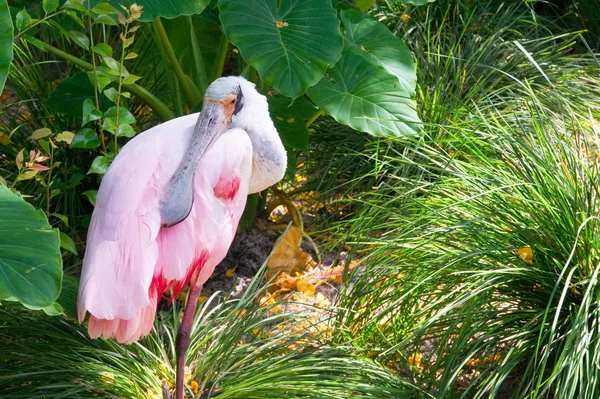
[0,264,424,398]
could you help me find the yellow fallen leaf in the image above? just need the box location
[407,352,422,368]
[190,381,199,394]
[198,295,208,304]
[225,268,236,278]
[517,246,533,264]
[267,226,316,282]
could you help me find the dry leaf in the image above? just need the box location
[267,226,316,281]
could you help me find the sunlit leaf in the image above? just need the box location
[307,45,420,137]
[0,185,62,308]
[56,131,75,144]
[92,43,113,58]
[341,9,416,96]
[219,0,343,98]
[29,128,52,141]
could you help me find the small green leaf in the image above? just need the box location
[93,14,118,25]
[87,70,113,92]
[122,74,140,85]
[68,30,90,49]
[23,35,46,52]
[91,2,118,14]
[124,51,138,60]
[102,56,121,71]
[43,0,59,13]
[103,87,118,103]
[104,106,136,125]
[56,131,75,144]
[29,128,52,140]
[87,155,111,175]
[82,98,102,126]
[70,128,101,149]
[64,10,85,28]
[83,190,97,206]
[116,123,135,138]
[92,43,113,58]
[15,169,38,182]
[15,8,32,31]
[59,231,77,255]
[50,212,69,226]
[62,0,86,11]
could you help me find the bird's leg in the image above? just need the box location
[175,283,203,399]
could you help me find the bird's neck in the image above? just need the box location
[245,125,287,193]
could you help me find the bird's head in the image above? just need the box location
[160,76,282,227]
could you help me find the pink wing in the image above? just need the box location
[77,113,252,343]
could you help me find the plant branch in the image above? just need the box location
[39,41,175,121]
[152,18,201,108]
[306,109,324,128]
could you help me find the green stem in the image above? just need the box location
[212,35,230,81]
[152,18,201,108]
[306,109,324,127]
[40,41,175,121]
[240,193,260,229]
[151,22,183,116]
[186,16,208,96]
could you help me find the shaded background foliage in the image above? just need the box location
[1,0,600,398]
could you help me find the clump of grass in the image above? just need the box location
[0,265,424,399]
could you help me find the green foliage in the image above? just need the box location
[219,0,344,99]
[0,268,423,398]
[0,0,12,95]
[92,0,211,22]
[46,72,113,116]
[0,184,62,309]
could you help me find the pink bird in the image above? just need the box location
[77,76,287,399]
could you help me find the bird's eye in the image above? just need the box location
[230,98,236,105]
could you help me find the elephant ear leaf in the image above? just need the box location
[0,185,62,309]
[307,11,421,138]
[341,9,416,96]
[0,0,13,94]
[219,0,343,98]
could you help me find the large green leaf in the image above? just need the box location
[219,0,343,98]
[307,45,420,137]
[91,0,210,22]
[341,9,416,96]
[0,0,13,94]
[268,94,317,151]
[46,72,113,117]
[0,185,62,309]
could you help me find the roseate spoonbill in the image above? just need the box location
[77,76,286,398]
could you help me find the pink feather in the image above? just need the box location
[77,114,252,344]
